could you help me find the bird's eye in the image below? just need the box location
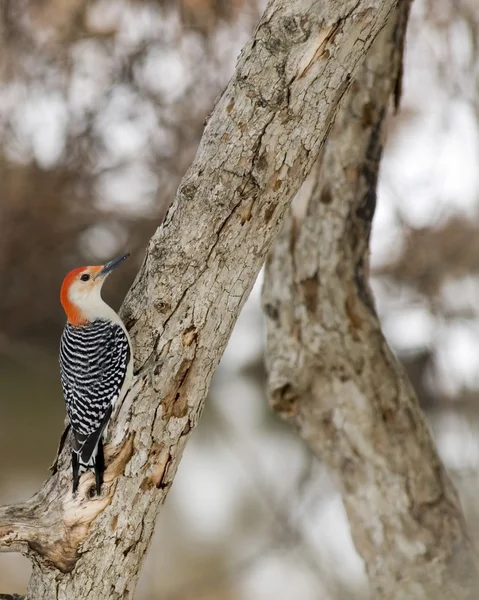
[80,274,90,282]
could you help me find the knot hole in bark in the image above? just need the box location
[270,383,299,418]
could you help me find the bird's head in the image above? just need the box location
[60,254,130,325]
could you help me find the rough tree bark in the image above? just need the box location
[262,3,478,600]
[0,1,403,598]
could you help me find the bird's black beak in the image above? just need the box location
[96,253,130,279]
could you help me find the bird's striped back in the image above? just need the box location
[60,319,130,461]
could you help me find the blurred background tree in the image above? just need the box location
[1,0,479,598]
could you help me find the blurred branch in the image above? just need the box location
[375,217,479,296]
[0,0,400,598]
[262,2,478,599]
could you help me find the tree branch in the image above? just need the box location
[262,3,478,599]
[0,0,404,598]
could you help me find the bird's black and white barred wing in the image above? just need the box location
[59,319,130,464]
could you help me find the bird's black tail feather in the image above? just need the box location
[94,442,105,496]
[72,451,80,494]
[70,405,112,495]
[71,439,105,496]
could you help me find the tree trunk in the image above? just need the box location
[262,3,478,599]
[0,1,403,598]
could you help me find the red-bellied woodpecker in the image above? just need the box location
[59,254,133,495]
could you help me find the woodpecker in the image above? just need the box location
[59,254,133,495]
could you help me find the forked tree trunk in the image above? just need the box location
[0,1,405,598]
[262,3,478,599]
